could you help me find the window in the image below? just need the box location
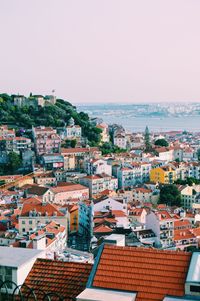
[22,221,25,224]
[0,266,12,289]
[29,221,32,225]
[190,285,200,293]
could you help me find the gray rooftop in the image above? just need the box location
[0,246,44,268]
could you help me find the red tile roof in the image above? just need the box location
[24,258,92,301]
[91,245,191,301]
[51,184,88,193]
[93,224,114,234]
[21,198,64,217]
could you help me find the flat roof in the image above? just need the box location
[186,252,200,283]
[0,246,44,268]
[76,288,136,301]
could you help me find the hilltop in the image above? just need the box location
[0,93,102,146]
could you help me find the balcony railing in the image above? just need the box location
[0,279,66,300]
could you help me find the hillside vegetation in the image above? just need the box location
[0,94,102,145]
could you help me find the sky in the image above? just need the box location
[1,0,200,104]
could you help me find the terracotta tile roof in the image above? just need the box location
[174,219,191,229]
[174,229,196,241]
[93,224,114,234]
[51,184,88,193]
[91,245,191,301]
[61,147,99,154]
[129,208,145,216]
[26,185,50,196]
[24,258,92,300]
[135,188,152,193]
[21,198,64,217]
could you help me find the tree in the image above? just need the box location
[197,148,200,161]
[7,152,22,173]
[155,138,169,147]
[159,184,181,206]
[71,139,77,148]
[144,126,151,152]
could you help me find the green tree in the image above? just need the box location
[144,126,151,152]
[155,138,169,147]
[159,184,181,206]
[7,152,22,173]
[71,139,77,148]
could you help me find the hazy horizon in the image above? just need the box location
[1,0,200,104]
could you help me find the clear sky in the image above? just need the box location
[1,0,200,103]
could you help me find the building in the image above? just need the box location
[50,183,89,205]
[77,244,197,301]
[61,147,101,171]
[33,126,61,156]
[80,174,118,198]
[66,117,82,140]
[145,209,179,248]
[84,158,112,176]
[20,258,92,300]
[18,197,68,234]
[0,125,15,139]
[179,185,200,209]
[150,165,177,184]
[96,123,110,143]
[132,187,157,204]
[93,196,127,213]
[128,208,147,225]
[113,133,127,149]
[0,136,32,154]
[0,246,45,292]
[68,201,93,237]
[34,171,57,186]
[41,153,64,170]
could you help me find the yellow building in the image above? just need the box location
[150,165,176,184]
[69,205,79,233]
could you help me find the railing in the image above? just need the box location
[0,280,68,301]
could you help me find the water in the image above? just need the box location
[76,103,200,132]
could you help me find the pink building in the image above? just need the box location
[33,126,61,156]
[50,183,89,205]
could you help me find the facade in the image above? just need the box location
[33,126,61,156]
[66,117,82,140]
[41,153,64,170]
[0,137,32,154]
[84,158,112,176]
[145,210,179,248]
[50,184,89,205]
[96,124,110,143]
[18,197,68,234]
[180,185,200,209]
[0,247,45,292]
[61,147,101,171]
[113,134,127,149]
[150,165,177,184]
[93,196,127,213]
[69,201,93,237]
[80,174,118,198]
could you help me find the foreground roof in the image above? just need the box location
[0,246,44,268]
[24,258,92,300]
[88,245,191,301]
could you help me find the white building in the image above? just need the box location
[93,196,127,213]
[80,174,118,198]
[0,247,45,293]
[113,134,127,149]
[66,117,82,140]
[84,158,112,176]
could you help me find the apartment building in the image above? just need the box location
[33,126,61,156]
[80,174,118,198]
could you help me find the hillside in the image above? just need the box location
[0,93,102,146]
